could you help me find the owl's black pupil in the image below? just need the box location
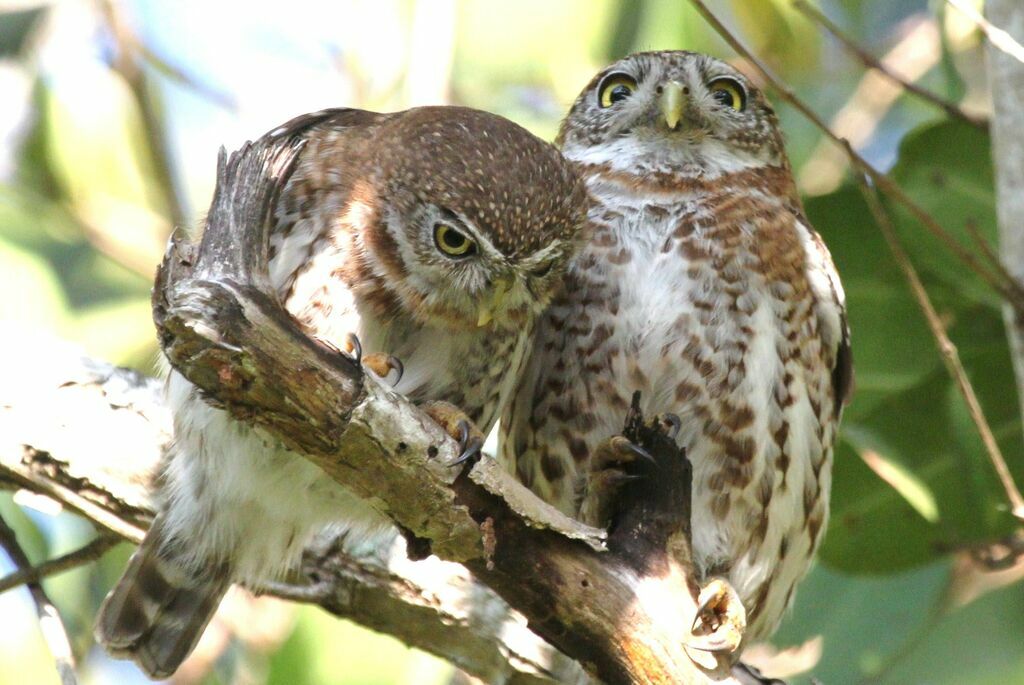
[610,85,632,103]
[713,89,733,107]
[443,230,465,248]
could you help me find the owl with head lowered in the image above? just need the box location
[97,106,588,678]
[501,51,852,646]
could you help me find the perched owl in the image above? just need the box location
[501,51,852,645]
[96,106,588,678]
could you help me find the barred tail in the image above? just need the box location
[95,517,230,679]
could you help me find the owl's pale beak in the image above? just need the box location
[660,81,685,130]
[477,277,513,327]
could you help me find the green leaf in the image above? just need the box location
[842,425,939,523]
[889,120,999,308]
[808,120,1023,574]
[880,579,1024,684]
[0,7,44,58]
[774,561,950,684]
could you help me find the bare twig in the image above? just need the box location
[965,219,1006,277]
[0,514,78,685]
[947,0,1024,64]
[0,534,121,594]
[851,168,1024,521]
[690,0,1024,310]
[793,0,986,129]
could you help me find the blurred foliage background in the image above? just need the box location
[1,0,1022,683]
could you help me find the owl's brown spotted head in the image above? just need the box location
[288,106,588,331]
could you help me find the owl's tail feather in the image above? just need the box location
[95,516,230,679]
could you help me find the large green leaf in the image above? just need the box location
[773,561,950,684]
[809,120,1024,574]
[880,579,1024,684]
[777,560,1024,685]
[890,120,1000,308]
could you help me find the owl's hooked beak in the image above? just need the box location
[477,276,513,327]
[660,81,685,131]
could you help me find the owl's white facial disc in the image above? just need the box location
[557,50,787,179]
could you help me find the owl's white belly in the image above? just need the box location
[556,192,834,639]
[162,371,391,582]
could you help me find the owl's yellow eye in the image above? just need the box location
[598,73,638,108]
[434,223,476,257]
[708,78,746,111]
[712,78,745,111]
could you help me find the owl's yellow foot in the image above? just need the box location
[577,435,654,528]
[361,352,403,385]
[684,577,746,664]
[420,401,485,466]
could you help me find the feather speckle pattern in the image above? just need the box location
[97,106,587,678]
[501,51,851,643]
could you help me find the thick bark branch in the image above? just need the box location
[0,349,587,684]
[146,123,737,682]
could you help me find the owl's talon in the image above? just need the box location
[387,356,404,384]
[420,401,486,467]
[684,578,746,658]
[451,419,484,466]
[599,435,654,468]
[344,333,363,364]
[625,441,657,465]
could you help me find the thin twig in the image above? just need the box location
[947,0,1024,65]
[253,580,336,604]
[0,534,121,594]
[851,166,1024,522]
[688,0,1024,312]
[0,514,78,685]
[792,0,987,129]
[965,218,1005,276]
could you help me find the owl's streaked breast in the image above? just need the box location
[505,164,841,640]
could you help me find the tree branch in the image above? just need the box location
[147,105,738,684]
[948,0,1024,64]
[0,534,121,594]
[1,129,741,682]
[0,349,588,684]
[792,0,987,130]
[851,168,1024,521]
[0,513,78,685]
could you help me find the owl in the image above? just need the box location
[500,51,852,646]
[96,106,588,678]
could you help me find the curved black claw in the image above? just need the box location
[345,332,363,364]
[450,419,484,466]
[625,441,657,465]
[387,355,404,385]
[660,413,682,440]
